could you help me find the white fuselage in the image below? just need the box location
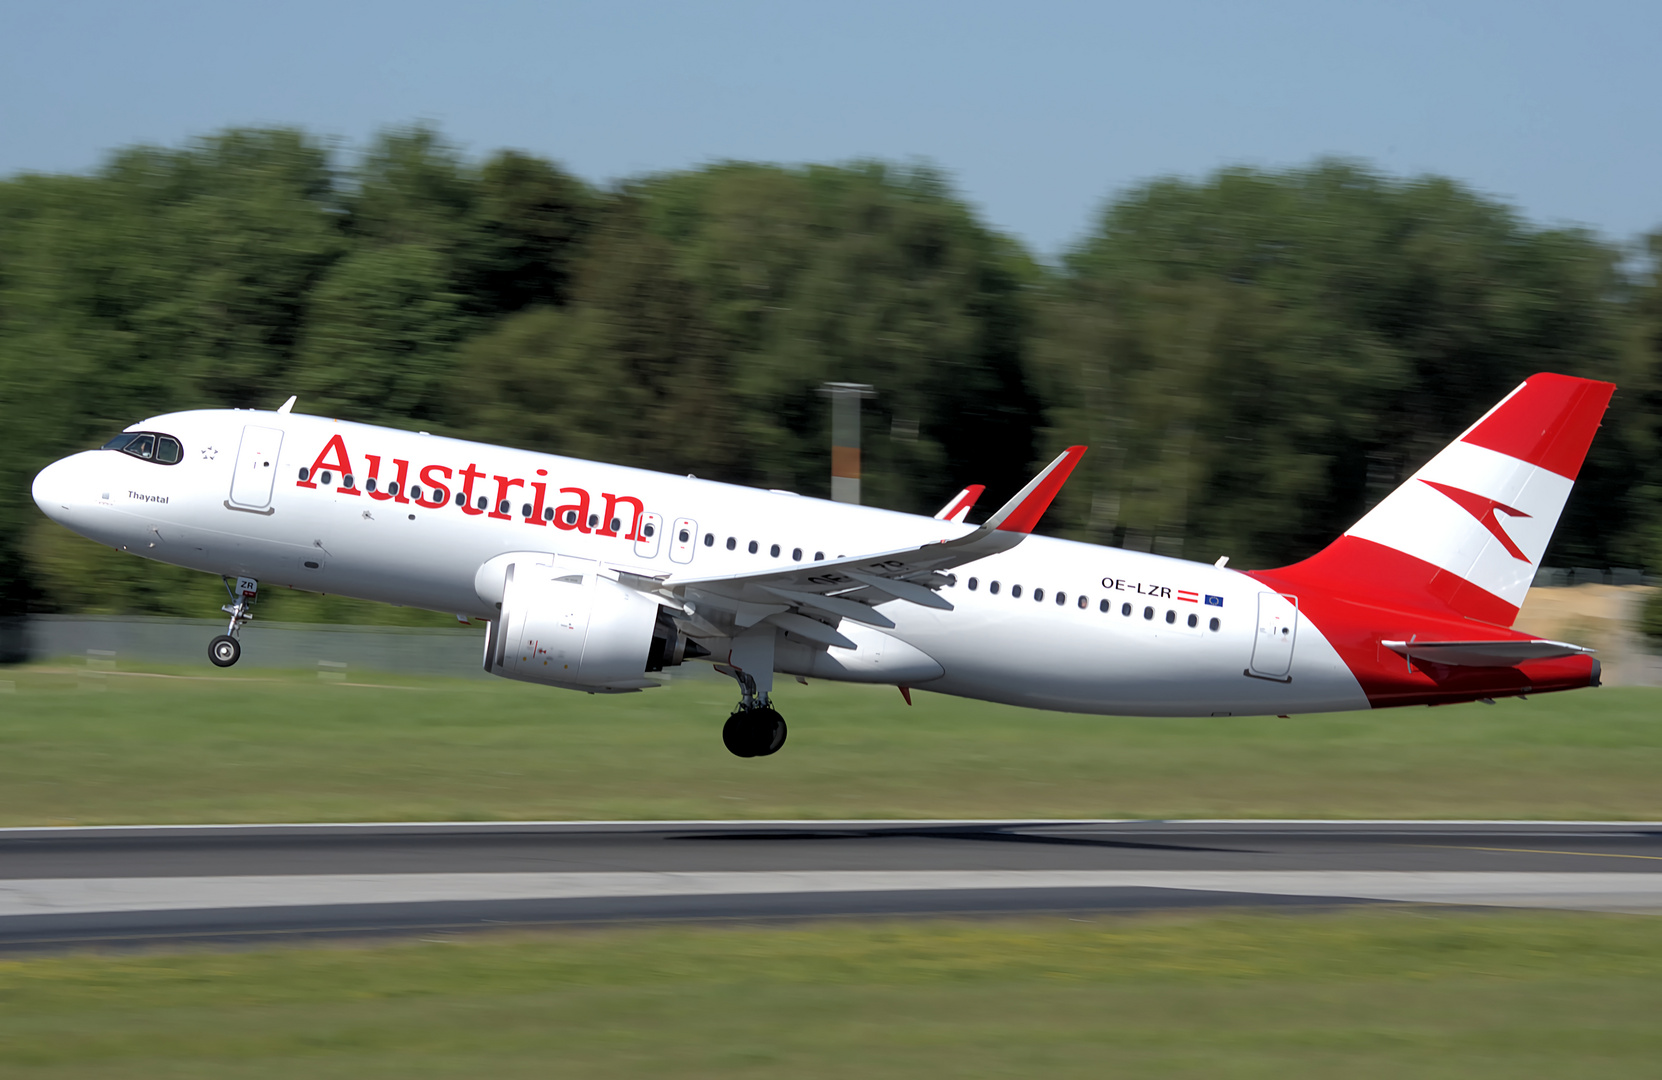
[32,409,1371,717]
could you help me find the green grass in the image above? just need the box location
[3,909,1662,1077]
[2,664,1661,824]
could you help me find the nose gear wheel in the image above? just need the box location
[208,576,258,667]
[208,635,241,667]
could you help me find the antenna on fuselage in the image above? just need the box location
[277,395,297,415]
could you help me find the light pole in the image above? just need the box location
[819,382,876,504]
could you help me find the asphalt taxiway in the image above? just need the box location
[3,819,1660,950]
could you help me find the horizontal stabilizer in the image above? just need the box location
[1381,639,1594,667]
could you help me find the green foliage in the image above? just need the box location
[1641,588,1662,645]
[1,131,1658,617]
[1037,161,1634,565]
[448,162,1041,506]
[2,669,1660,824]
[5,911,1662,1077]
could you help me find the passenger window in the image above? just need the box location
[770,544,781,557]
[1011,585,1022,598]
[1209,617,1221,632]
[748,540,759,554]
[1056,592,1066,606]
[1099,599,1109,612]
[792,547,802,561]
[990,581,1000,595]
[1122,602,1132,616]
[814,551,824,561]
[680,529,691,542]
[705,533,715,546]
[1077,595,1087,609]
[726,537,736,550]
[410,486,421,500]
[1143,606,1154,620]
[455,492,465,507]
[1165,610,1176,624]
[1033,588,1044,602]
[1187,613,1198,628]
[366,478,378,492]
[968,578,978,591]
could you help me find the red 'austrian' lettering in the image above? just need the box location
[296,436,646,540]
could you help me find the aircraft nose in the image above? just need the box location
[32,453,95,523]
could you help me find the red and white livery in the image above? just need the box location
[32,373,1614,756]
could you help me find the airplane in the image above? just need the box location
[31,372,1613,757]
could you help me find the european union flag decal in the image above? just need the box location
[1204,595,1224,607]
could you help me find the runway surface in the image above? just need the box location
[3,819,1662,950]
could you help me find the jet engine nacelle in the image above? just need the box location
[483,557,695,693]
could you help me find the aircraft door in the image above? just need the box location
[633,512,663,559]
[229,425,284,510]
[668,518,697,564]
[1249,592,1298,679]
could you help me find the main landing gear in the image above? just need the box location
[208,576,258,668]
[721,668,787,758]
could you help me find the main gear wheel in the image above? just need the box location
[722,707,787,758]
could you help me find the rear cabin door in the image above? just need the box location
[229,425,284,509]
[1249,592,1298,678]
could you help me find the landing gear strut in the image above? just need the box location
[720,668,788,758]
[209,576,258,668]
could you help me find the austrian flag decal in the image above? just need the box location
[1176,590,1199,603]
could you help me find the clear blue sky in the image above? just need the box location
[3,0,1657,257]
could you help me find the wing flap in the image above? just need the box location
[766,611,857,649]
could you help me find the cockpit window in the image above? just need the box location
[101,431,183,465]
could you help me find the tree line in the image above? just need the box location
[1,126,1657,622]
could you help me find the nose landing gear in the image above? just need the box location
[208,576,258,668]
[718,667,788,758]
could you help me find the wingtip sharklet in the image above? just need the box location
[986,446,1086,534]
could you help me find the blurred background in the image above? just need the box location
[1,1,1658,635]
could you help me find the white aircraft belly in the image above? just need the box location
[888,598,1369,718]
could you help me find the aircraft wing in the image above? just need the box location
[933,485,985,524]
[1381,639,1594,667]
[617,447,1083,639]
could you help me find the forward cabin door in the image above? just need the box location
[1249,592,1298,679]
[228,425,284,510]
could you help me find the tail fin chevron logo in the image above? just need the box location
[1246,373,1615,628]
[1419,480,1532,561]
